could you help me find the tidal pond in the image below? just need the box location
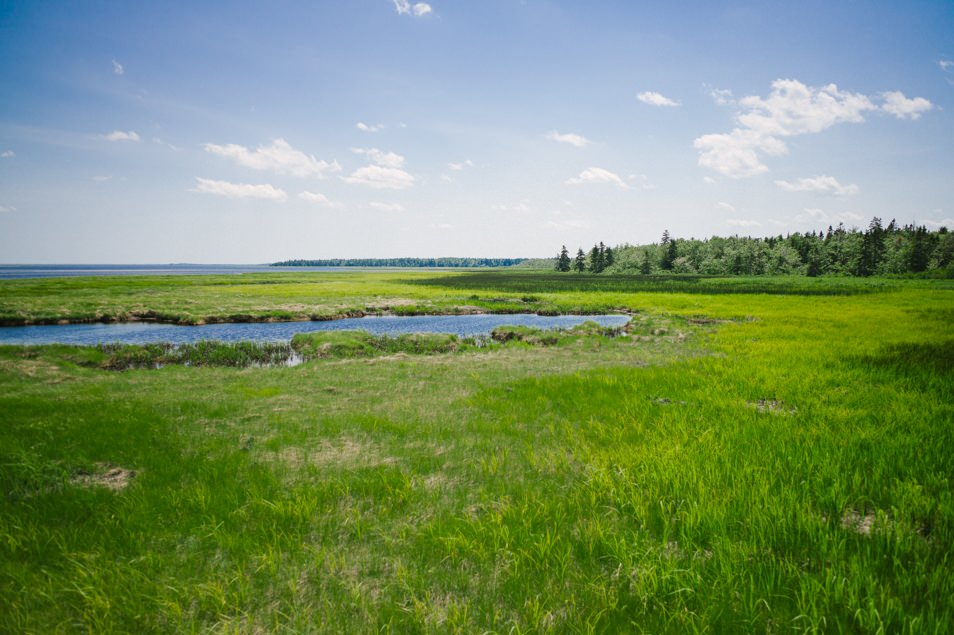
[0,313,630,346]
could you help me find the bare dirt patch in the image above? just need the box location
[277,439,396,470]
[71,463,137,491]
[749,399,797,415]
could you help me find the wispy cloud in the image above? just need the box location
[492,202,531,214]
[356,122,384,133]
[775,175,859,196]
[112,59,124,75]
[341,165,415,189]
[104,130,140,142]
[351,147,405,168]
[92,175,113,182]
[369,201,405,213]
[716,201,737,213]
[191,178,287,201]
[298,191,344,208]
[448,159,473,170]
[637,91,680,107]
[709,87,734,106]
[797,207,864,225]
[880,91,934,120]
[923,217,954,229]
[204,138,340,178]
[939,59,954,72]
[0,150,13,158]
[152,137,180,151]
[694,79,932,178]
[0,205,15,213]
[546,130,591,147]
[566,167,628,189]
[545,218,591,230]
[430,222,453,229]
[392,0,432,17]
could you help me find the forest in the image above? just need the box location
[556,218,954,277]
[273,257,526,268]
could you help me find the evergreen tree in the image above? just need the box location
[604,246,615,269]
[588,244,604,273]
[639,250,653,275]
[556,245,571,272]
[574,248,586,272]
[659,230,677,271]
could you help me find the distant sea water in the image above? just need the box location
[0,265,384,280]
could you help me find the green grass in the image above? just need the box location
[1,272,953,632]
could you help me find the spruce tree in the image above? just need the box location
[556,245,572,272]
[574,248,586,272]
[639,250,653,275]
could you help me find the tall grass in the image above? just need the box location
[1,274,952,632]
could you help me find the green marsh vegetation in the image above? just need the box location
[1,271,953,632]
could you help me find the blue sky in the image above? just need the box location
[1,0,952,263]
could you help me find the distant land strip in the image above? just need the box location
[272,258,527,268]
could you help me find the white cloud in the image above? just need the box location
[545,218,591,230]
[627,173,654,190]
[710,87,734,106]
[797,207,863,225]
[341,165,415,189]
[703,176,716,184]
[152,137,180,151]
[694,79,880,178]
[370,201,405,213]
[191,177,287,201]
[923,218,954,229]
[298,191,344,208]
[352,147,405,168]
[637,91,680,107]
[566,167,629,189]
[775,175,859,196]
[0,150,13,158]
[92,175,112,182]
[431,222,452,229]
[392,0,432,16]
[0,205,15,213]
[939,60,954,72]
[492,202,531,214]
[448,159,473,170]
[204,138,339,178]
[716,201,737,213]
[726,218,761,227]
[112,59,124,75]
[104,130,140,142]
[356,122,384,133]
[880,91,934,120]
[546,130,591,147]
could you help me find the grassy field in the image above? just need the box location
[1,271,953,633]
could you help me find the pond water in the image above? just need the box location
[0,314,631,346]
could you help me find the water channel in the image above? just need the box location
[0,314,631,346]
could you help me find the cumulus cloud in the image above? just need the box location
[204,138,339,178]
[341,165,415,189]
[775,175,859,196]
[192,178,287,201]
[546,130,591,147]
[352,147,405,168]
[356,122,384,133]
[392,0,432,16]
[709,87,734,106]
[448,159,473,170]
[880,91,934,120]
[344,148,414,189]
[298,191,344,208]
[1,150,13,158]
[112,59,124,75]
[694,79,933,178]
[369,201,405,213]
[637,91,680,107]
[566,167,629,189]
[104,130,140,142]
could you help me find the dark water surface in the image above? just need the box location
[0,314,630,346]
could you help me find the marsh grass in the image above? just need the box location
[1,273,953,632]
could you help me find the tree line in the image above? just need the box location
[554,219,954,277]
[274,257,527,268]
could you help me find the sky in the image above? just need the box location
[0,0,952,263]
